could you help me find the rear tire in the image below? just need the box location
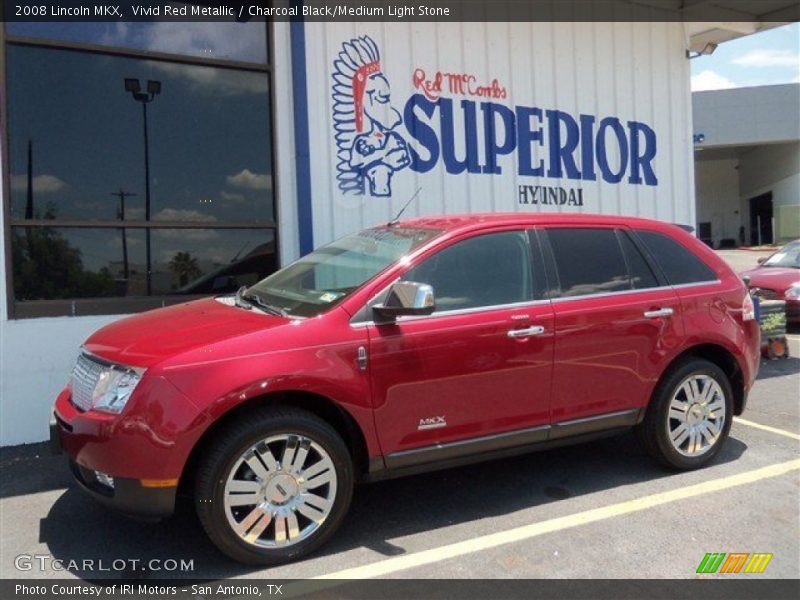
[637,358,733,470]
[195,406,354,565]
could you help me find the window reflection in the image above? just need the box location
[12,227,276,300]
[7,45,274,225]
[151,228,277,295]
[403,232,533,311]
[11,227,146,300]
[547,229,631,297]
[5,17,268,64]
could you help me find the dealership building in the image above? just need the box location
[694,83,800,248]
[0,8,796,446]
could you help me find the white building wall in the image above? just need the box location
[695,158,741,245]
[738,142,800,201]
[273,22,301,264]
[0,315,122,446]
[303,21,695,247]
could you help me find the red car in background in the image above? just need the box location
[741,240,800,325]
[51,214,760,565]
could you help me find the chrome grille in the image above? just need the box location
[71,354,106,412]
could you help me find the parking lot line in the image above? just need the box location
[735,417,800,441]
[314,458,800,580]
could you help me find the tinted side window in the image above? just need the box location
[403,231,532,311]
[635,231,717,285]
[619,231,659,289]
[547,228,629,297]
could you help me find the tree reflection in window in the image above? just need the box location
[169,252,202,288]
[12,226,117,301]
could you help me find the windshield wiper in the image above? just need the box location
[237,287,289,317]
[233,286,253,310]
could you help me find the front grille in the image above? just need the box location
[71,354,106,412]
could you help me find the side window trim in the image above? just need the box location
[537,228,562,299]
[614,228,663,290]
[527,228,553,301]
[625,228,670,287]
[613,229,634,291]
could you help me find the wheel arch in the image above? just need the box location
[179,390,371,496]
[658,343,746,415]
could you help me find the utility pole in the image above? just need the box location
[110,189,137,281]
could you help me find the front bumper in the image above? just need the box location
[51,375,208,520]
[49,413,63,455]
[50,414,177,519]
[68,459,176,520]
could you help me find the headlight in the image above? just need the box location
[91,365,144,414]
[785,285,800,301]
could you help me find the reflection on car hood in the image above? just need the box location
[84,297,287,368]
[740,267,800,294]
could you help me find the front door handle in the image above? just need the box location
[643,307,674,319]
[507,325,545,338]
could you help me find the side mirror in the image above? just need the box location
[373,281,435,321]
[742,275,751,287]
[757,257,767,265]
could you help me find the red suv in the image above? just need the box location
[51,214,760,564]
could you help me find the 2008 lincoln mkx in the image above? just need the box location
[51,213,760,564]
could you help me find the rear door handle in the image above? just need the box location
[643,307,674,319]
[507,325,545,338]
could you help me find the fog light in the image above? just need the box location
[95,471,114,489]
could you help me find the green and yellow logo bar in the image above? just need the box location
[697,552,773,574]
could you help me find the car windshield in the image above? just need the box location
[763,242,800,269]
[243,227,442,317]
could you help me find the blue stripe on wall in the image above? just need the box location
[290,8,314,255]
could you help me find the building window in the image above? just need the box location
[5,20,269,64]
[3,20,277,318]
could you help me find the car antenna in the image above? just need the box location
[388,187,422,227]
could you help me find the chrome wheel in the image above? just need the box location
[223,434,337,549]
[666,374,726,457]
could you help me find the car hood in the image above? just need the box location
[84,297,288,368]
[740,267,800,293]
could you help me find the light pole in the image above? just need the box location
[124,78,161,295]
[110,189,136,281]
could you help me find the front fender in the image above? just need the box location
[159,314,378,463]
[189,372,381,459]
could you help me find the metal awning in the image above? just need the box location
[639,1,798,51]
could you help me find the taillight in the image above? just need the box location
[742,292,756,322]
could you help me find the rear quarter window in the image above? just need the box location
[635,230,717,285]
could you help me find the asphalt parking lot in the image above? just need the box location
[1,249,797,583]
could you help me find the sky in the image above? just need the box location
[691,22,800,91]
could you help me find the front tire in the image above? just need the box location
[195,406,354,565]
[637,358,733,470]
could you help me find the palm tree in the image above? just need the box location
[169,251,201,287]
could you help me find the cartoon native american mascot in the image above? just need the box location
[332,36,410,197]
